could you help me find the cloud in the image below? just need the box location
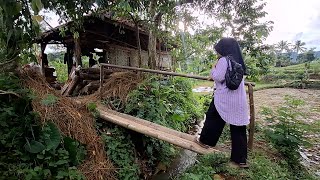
[292,32,303,42]
[264,0,320,50]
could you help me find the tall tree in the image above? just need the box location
[293,40,306,61]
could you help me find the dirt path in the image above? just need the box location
[254,88,320,123]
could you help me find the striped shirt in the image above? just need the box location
[210,57,249,126]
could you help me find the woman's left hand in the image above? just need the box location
[212,62,217,69]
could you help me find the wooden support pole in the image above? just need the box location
[247,83,255,150]
[40,43,47,75]
[74,37,82,67]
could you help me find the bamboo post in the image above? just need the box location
[247,83,255,150]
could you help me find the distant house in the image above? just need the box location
[35,14,173,74]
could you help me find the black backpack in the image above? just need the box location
[225,55,244,90]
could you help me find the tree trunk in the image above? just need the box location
[135,22,142,68]
[148,0,157,69]
[148,31,157,69]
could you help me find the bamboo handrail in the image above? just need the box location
[99,63,255,86]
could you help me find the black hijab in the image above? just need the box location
[214,38,247,74]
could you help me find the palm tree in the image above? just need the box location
[276,40,291,53]
[293,40,306,62]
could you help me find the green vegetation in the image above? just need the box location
[102,127,140,180]
[262,96,315,179]
[178,151,290,180]
[178,96,317,180]
[49,61,68,83]
[97,76,207,179]
[1,0,319,179]
[0,73,86,179]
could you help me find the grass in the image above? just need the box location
[273,60,320,71]
[178,150,296,180]
[253,82,284,91]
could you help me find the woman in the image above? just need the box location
[196,38,249,168]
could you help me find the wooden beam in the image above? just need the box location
[86,30,138,49]
[96,105,226,154]
[99,105,195,141]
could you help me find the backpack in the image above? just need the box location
[225,55,244,90]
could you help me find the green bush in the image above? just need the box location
[125,76,202,132]
[0,73,85,179]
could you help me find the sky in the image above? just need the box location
[43,0,320,51]
[263,0,320,50]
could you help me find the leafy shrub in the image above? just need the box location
[125,76,202,132]
[102,127,140,180]
[262,96,309,166]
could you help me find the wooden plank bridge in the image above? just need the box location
[97,64,256,154]
[97,105,226,154]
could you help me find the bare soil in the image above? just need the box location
[254,88,320,123]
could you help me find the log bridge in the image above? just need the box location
[97,64,255,155]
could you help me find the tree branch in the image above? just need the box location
[0,90,21,97]
[0,59,15,66]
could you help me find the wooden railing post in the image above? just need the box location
[247,83,255,150]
